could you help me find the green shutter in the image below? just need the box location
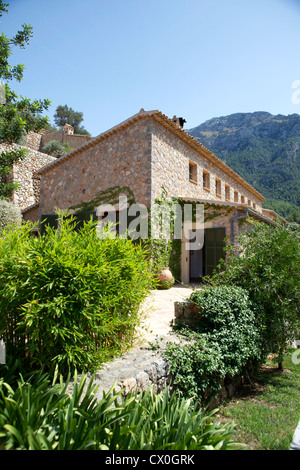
[204,227,226,275]
[74,211,97,231]
[116,209,139,238]
[40,214,58,235]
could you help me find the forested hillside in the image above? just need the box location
[187,112,300,222]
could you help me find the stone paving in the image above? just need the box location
[90,284,198,398]
[136,284,198,342]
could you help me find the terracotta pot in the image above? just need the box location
[158,267,173,283]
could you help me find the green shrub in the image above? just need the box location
[0,200,22,229]
[165,331,226,401]
[0,213,153,374]
[210,221,300,368]
[0,367,242,450]
[189,286,264,375]
[165,286,264,403]
[42,140,73,158]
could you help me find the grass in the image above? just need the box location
[217,349,300,450]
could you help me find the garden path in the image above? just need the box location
[89,284,198,398]
[136,283,197,342]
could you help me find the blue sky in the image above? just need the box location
[1,0,300,136]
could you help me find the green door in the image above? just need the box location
[204,227,226,276]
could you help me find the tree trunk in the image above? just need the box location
[278,347,284,371]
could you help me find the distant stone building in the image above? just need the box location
[23,123,91,153]
[7,109,281,283]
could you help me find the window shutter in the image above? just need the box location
[40,214,58,235]
[204,227,226,275]
[74,211,97,231]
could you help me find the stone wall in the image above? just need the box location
[22,203,40,224]
[36,119,153,219]
[151,120,263,212]
[8,144,56,210]
[23,131,44,152]
[174,300,201,327]
[23,129,92,154]
[40,130,91,151]
[118,358,171,396]
[72,339,173,400]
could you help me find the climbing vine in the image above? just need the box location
[69,185,136,215]
[148,187,182,282]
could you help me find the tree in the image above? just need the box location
[0,1,51,198]
[53,104,90,135]
[210,220,300,370]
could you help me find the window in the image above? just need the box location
[253,202,256,210]
[203,170,210,190]
[215,178,221,197]
[241,195,245,204]
[189,161,197,183]
[225,184,230,201]
[247,198,251,206]
[234,190,238,203]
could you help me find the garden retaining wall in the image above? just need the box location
[75,332,242,409]
[174,300,202,327]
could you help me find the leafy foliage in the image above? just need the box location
[210,221,300,367]
[0,199,22,229]
[42,139,73,158]
[165,331,225,401]
[0,1,33,82]
[53,104,90,135]
[0,145,27,197]
[0,366,241,450]
[0,2,50,198]
[0,212,153,374]
[165,286,264,403]
[189,286,264,374]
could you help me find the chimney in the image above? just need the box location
[172,115,186,129]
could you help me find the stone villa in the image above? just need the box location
[4,108,281,283]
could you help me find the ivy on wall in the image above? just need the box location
[149,188,182,281]
[203,202,233,222]
[69,186,136,215]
